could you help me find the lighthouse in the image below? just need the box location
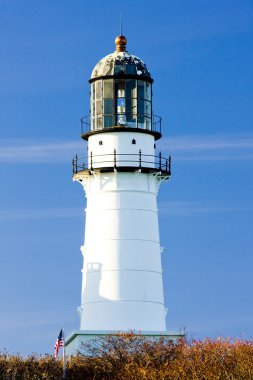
[65,35,181,354]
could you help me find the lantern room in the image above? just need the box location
[81,35,162,140]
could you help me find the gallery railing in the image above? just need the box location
[72,151,171,175]
[80,113,162,136]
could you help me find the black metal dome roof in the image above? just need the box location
[91,51,152,80]
[90,36,152,81]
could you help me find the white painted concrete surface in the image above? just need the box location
[75,131,167,332]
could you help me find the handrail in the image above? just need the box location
[72,151,171,175]
[80,113,162,136]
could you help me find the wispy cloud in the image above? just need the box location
[0,134,252,164]
[159,201,252,217]
[0,140,84,163]
[159,134,253,161]
[0,207,82,221]
[1,202,250,222]
[0,311,67,331]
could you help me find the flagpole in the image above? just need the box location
[62,327,66,379]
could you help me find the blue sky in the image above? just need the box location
[0,0,252,355]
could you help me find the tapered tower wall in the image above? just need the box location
[78,168,166,331]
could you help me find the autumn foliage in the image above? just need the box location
[0,333,253,379]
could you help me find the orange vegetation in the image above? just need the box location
[0,333,252,379]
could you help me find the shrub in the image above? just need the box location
[0,334,252,379]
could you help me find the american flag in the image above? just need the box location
[54,329,64,358]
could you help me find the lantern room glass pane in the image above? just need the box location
[104,115,114,127]
[117,97,126,125]
[90,83,95,130]
[90,83,95,102]
[104,98,114,114]
[145,82,151,101]
[97,116,103,129]
[96,99,102,113]
[96,99,102,120]
[117,82,126,125]
[103,79,113,98]
[94,80,103,130]
[137,81,145,127]
[95,80,102,99]
[104,98,114,128]
[126,79,136,99]
[137,100,144,126]
[145,100,151,116]
[137,81,144,100]
[126,79,137,125]
[118,88,125,98]
[146,116,151,130]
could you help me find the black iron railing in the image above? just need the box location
[81,113,162,136]
[72,151,171,175]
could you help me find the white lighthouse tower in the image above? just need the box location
[65,35,181,354]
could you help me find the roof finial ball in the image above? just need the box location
[115,35,127,52]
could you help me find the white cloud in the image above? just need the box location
[158,201,252,217]
[158,134,253,161]
[0,201,249,222]
[0,140,84,163]
[0,311,65,331]
[0,134,252,164]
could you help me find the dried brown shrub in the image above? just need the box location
[0,334,252,379]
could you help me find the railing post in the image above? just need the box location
[139,149,142,169]
[75,154,78,173]
[165,159,168,173]
[72,158,75,175]
[90,151,93,171]
[114,149,117,169]
[169,156,171,175]
[159,152,162,170]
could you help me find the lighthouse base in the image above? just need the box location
[65,330,185,356]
